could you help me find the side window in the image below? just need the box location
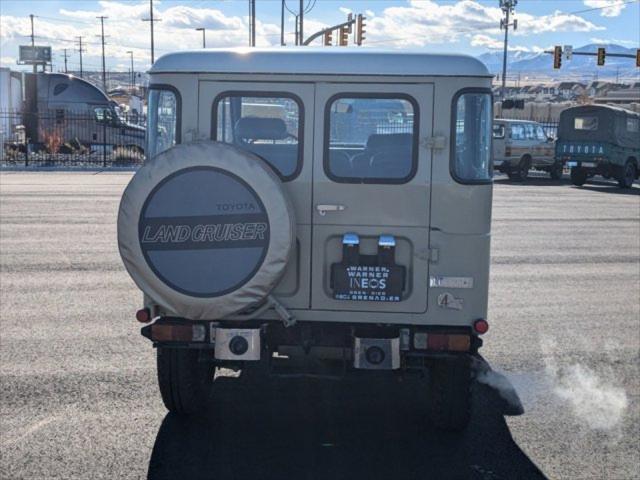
[511,124,525,140]
[325,95,418,183]
[213,93,301,180]
[627,118,639,132]
[451,90,492,183]
[148,87,180,159]
[536,125,547,141]
[525,124,536,140]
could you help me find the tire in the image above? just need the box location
[510,157,530,181]
[157,347,214,415]
[549,162,563,180]
[570,167,588,186]
[429,356,471,431]
[617,161,636,189]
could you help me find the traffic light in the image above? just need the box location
[324,30,332,46]
[339,26,349,46]
[597,47,606,66]
[636,49,639,67]
[553,46,562,69]
[357,14,366,46]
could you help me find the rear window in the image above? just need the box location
[451,90,492,184]
[324,95,418,183]
[148,87,180,159]
[575,116,598,131]
[213,93,301,181]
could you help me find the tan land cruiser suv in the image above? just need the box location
[117,48,497,431]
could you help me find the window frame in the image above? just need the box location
[147,84,182,158]
[449,87,493,186]
[323,92,420,185]
[211,90,304,182]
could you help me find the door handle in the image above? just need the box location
[316,204,346,216]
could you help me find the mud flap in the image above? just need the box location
[471,355,524,416]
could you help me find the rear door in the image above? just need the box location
[311,83,433,313]
[198,81,314,309]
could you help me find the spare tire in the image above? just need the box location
[117,141,295,320]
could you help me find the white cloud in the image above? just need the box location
[590,37,638,46]
[339,7,352,15]
[363,1,604,48]
[0,1,284,70]
[365,10,375,18]
[1,56,16,67]
[583,0,627,17]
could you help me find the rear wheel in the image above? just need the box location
[549,161,563,180]
[617,160,636,189]
[570,167,588,186]
[429,356,471,431]
[508,157,530,181]
[157,347,214,415]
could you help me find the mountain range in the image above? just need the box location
[477,44,639,83]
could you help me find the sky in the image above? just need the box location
[0,0,638,73]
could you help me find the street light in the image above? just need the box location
[126,51,134,88]
[195,27,206,48]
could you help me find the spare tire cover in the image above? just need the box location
[118,141,295,320]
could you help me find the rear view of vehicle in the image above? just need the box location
[557,105,639,188]
[493,119,560,180]
[117,49,497,431]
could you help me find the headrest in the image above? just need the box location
[366,133,412,150]
[235,117,288,141]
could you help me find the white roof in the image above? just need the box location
[150,48,490,77]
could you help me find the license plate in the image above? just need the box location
[331,264,404,302]
[582,162,596,168]
[567,161,577,167]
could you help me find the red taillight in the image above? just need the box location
[136,308,151,323]
[473,319,489,335]
[426,333,470,352]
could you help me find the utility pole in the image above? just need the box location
[143,0,161,64]
[281,0,285,46]
[29,14,36,73]
[299,0,304,45]
[249,0,256,47]
[196,27,206,48]
[126,51,134,88]
[76,36,85,78]
[499,0,518,99]
[63,49,68,73]
[96,16,108,92]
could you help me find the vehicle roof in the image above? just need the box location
[494,119,540,124]
[150,48,491,77]
[562,103,640,118]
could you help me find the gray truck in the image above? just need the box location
[556,105,639,188]
[4,72,144,155]
[117,48,499,431]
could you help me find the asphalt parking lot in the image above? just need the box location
[0,171,638,480]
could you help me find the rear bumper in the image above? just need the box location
[142,318,484,375]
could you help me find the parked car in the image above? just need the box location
[556,105,639,188]
[492,119,561,180]
[117,48,499,431]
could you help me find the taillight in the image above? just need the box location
[505,146,512,156]
[150,324,206,342]
[425,333,470,352]
[473,319,489,335]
